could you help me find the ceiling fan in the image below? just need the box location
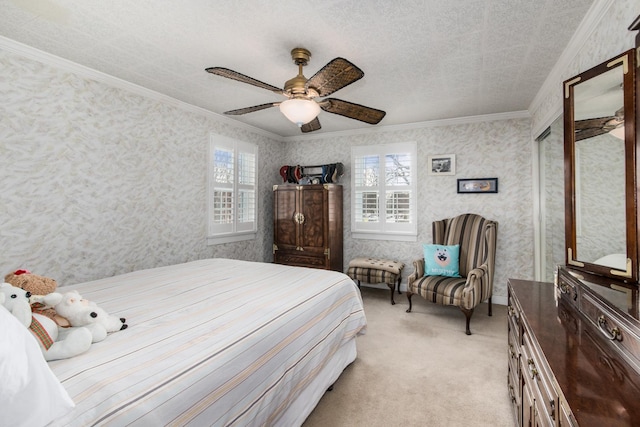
[574,106,624,141]
[205,48,386,133]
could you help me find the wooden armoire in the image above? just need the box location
[273,184,343,272]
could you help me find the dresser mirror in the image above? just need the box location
[563,48,638,285]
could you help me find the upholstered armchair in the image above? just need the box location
[406,213,498,335]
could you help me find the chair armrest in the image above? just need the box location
[466,264,489,285]
[461,264,492,309]
[408,259,425,285]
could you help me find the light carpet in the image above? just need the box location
[303,286,515,427]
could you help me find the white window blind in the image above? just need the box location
[351,142,417,241]
[208,134,258,244]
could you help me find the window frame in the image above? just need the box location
[351,142,417,241]
[207,134,258,245]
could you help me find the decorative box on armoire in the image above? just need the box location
[273,184,343,272]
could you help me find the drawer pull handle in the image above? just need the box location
[294,212,305,224]
[559,282,578,300]
[509,344,516,359]
[527,358,538,379]
[597,315,621,341]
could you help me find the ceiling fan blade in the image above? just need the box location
[574,114,624,141]
[224,102,278,116]
[205,67,283,94]
[320,98,386,124]
[301,117,321,133]
[574,116,614,130]
[306,58,364,97]
[575,127,609,141]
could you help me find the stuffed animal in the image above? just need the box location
[5,269,57,296]
[4,269,71,327]
[54,290,127,343]
[0,282,93,361]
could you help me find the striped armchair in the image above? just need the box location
[406,213,498,335]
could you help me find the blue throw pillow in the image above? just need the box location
[423,244,461,277]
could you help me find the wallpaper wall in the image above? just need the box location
[282,118,534,302]
[0,48,283,286]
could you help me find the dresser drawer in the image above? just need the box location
[507,289,521,340]
[274,251,328,269]
[522,328,557,424]
[557,272,580,309]
[508,306,520,341]
[508,327,519,368]
[581,291,640,372]
[507,360,521,426]
[508,316,520,385]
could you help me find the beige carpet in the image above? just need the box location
[303,286,515,427]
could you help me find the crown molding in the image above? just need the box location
[528,0,615,137]
[0,36,281,141]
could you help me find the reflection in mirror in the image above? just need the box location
[574,138,626,268]
[573,66,626,269]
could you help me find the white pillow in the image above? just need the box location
[0,305,74,427]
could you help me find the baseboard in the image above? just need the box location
[492,295,508,306]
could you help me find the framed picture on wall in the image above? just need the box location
[457,178,499,193]
[427,154,456,175]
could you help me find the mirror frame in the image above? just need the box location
[563,48,638,284]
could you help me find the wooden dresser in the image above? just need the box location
[508,275,640,426]
[273,184,343,272]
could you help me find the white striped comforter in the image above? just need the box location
[47,259,367,426]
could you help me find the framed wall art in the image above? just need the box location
[457,178,498,194]
[427,154,455,175]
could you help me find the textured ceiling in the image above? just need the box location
[0,0,596,137]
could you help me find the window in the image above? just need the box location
[351,142,417,241]
[207,134,258,244]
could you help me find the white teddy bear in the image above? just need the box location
[0,282,93,361]
[53,290,127,343]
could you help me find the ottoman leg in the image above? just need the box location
[387,282,396,305]
[397,275,402,294]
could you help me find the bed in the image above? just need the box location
[8,259,367,426]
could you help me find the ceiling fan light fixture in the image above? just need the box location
[279,98,320,127]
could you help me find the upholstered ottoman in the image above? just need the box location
[347,257,404,305]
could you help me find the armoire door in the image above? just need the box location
[274,186,298,249]
[298,186,328,255]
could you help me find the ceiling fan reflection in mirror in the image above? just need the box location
[574,106,624,141]
[205,48,386,133]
